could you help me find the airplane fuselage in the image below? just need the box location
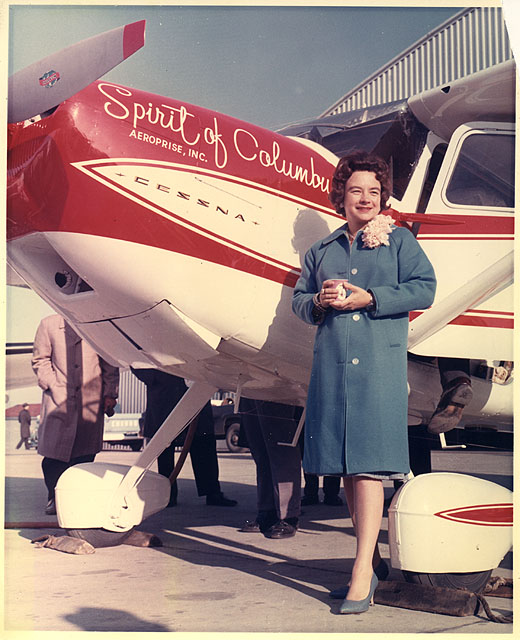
[7,77,514,426]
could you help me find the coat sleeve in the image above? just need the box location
[100,359,119,399]
[31,319,58,392]
[292,246,325,325]
[370,228,436,318]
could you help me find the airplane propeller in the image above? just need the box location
[8,20,145,124]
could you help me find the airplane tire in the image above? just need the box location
[67,527,134,548]
[402,568,493,593]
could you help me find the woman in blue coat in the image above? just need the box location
[292,151,436,614]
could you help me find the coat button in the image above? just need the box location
[352,358,359,365]
[353,314,360,321]
[351,268,358,275]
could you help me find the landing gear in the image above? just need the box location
[403,568,493,593]
[67,527,134,548]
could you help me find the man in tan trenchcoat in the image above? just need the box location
[32,314,119,515]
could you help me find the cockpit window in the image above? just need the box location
[278,102,428,201]
[445,133,514,208]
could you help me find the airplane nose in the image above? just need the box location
[8,131,69,240]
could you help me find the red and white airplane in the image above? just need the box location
[6,22,513,582]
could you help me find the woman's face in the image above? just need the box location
[342,171,382,232]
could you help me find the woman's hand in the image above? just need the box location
[318,280,348,308]
[329,282,373,311]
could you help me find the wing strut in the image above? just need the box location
[408,251,513,351]
[107,380,217,529]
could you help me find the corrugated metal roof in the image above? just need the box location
[322,7,512,117]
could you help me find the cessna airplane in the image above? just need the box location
[6,21,513,587]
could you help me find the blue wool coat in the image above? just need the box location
[292,223,436,476]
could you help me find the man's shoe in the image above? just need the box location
[323,495,343,506]
[264,518,298,539]
[239,519,261,533]
[239,509,277,533]
[45,498,57,516]
[206,492,238,507]
[428,404,464,434]
[301,495,320,506]
[428,379,473,435]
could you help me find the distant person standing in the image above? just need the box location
[32,314,119,515]
[16,403,32,449]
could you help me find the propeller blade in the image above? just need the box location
[8,20,145,123]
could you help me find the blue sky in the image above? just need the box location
[8,4,461,130]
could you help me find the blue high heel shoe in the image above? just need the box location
[339,572,378,614]
[329,559,388,599]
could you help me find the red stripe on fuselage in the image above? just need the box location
[416,214,514,237]
[72,165,302,288]
[81,160,330,274]
[410,310,513,329]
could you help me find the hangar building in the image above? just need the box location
[322,6,512,117]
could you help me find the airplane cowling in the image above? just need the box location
[388,472,512,574]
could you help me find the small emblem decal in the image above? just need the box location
[39,70,60,88]
[434,503,513,527]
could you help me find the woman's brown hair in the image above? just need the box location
[329,151,391,216]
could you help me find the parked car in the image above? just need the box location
[103,407,144,452]
[212,401,247,453]
[102,401,245,454]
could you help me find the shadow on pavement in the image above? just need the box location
[63,607,171,632]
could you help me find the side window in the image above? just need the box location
[445,133,514,208]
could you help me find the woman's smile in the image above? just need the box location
[343,171,382,234]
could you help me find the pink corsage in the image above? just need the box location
[361,214,394,248]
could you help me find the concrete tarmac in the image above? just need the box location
[4,423,514,635]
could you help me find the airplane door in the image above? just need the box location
[412,123,514,360]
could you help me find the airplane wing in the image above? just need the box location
[7,264,30,288]
[8,20,145,123]
[6,343,37,390]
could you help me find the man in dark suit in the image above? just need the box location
[132,369,237,507]
[239,398,301,539]
[16,403,32,449]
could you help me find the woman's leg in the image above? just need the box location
[345,476,384,601]
[342,476,382,570]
